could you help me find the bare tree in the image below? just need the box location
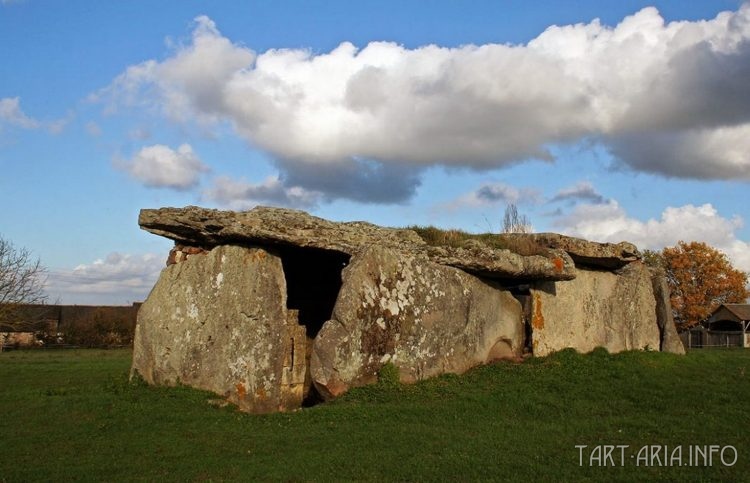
[0,236,48,347]
[502,203,533,234]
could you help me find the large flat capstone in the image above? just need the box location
[139,206,576,282]
[131,245,306,413]
[310,246,524,400]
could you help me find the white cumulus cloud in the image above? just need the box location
[119,143,208,190]
[96,5,750,202]
[557,201,750,273]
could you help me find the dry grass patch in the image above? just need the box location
[407,225,549,257]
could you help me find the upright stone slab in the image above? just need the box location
[131,245,306,413]
[530,262,660,356]
[649,268,686,355]
[311,246,523,400]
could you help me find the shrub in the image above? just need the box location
[62,307,135,347]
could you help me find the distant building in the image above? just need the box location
[683,304,750,349]
[0,305,59,349]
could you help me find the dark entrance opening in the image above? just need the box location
[276,245,349,338]
[276,245,349,407]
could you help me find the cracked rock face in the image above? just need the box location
[131,245,306,414]
[310,246,523,400]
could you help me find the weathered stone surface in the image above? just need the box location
[140,205,423,255]
[529,262,660,356]
[133,205,675,413]
[139,206,576,281]
[423,241,576,282]
[282,310,308,403]
[649,268,686,355]
[310,246,523,399]
[131,245,307,413]
[499,233,640,269]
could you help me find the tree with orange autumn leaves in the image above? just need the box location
[645,241,749,329]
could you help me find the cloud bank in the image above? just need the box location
[203,176,323,210]
[98,5,750,202]
[46,252,162,305]
[558,202,750,273]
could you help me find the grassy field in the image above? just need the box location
[1,348,748,482]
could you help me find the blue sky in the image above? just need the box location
[1,0,748,304]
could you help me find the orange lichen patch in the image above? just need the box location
[532,293,544,330]
[552,257,564,272]
[254,386,267,400]
[235,382,247,400]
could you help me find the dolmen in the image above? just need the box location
[131,206,684,413]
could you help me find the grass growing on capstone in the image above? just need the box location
[1,348,748,482]
[407,225,548,256]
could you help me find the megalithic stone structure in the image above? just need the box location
[131,206,685,414]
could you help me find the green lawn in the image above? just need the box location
[1,348,748,482]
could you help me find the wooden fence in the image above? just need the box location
[681,329,746,349]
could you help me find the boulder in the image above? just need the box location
[131,245,307,413]
[649,268,686,355]
[139,206,576,282]
[310,246,523,399]
[529,262,660,356]
[498,233,640,269]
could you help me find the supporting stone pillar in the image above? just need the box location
[131,245,307,413]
